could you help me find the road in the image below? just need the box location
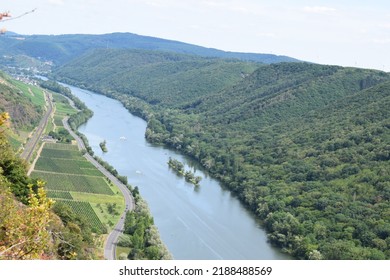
[20,90,53,162]
[62,117,135,260]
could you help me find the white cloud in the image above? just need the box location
[303,6,337,15]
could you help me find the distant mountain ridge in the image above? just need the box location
[0,32,300,65]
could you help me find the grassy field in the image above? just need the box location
[52,92,77,117]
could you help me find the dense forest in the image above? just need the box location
[53,49,390,259]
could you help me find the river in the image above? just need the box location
[66,84,288,260]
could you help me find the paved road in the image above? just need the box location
[62,117,135,260]
[20,90,53,162]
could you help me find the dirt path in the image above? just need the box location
[27,142,45,176]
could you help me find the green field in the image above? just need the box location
[32,171,114,195]
[32,141,123,234]
[40,148,84,159]
[44,142,79,150]
[34,156,103,176]
[51,91,78,117]
[46,190,73,200]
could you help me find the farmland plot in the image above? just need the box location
[32,171,114,195]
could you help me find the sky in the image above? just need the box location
[2,0,390,71]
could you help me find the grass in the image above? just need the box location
[52,92,78,116]
[55,102,77,116]
[71,192,123,204]
[116,246,131,260]
[54,115,64,126]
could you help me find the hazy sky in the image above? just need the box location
[2,0,390,71]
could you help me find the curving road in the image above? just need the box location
[62,117,135,260]
[20,90,53,162]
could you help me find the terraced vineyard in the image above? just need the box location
[31,141,124,234]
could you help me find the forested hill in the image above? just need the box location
[54,51,390,259]
[54,49,260,107]
[0,32,299,65]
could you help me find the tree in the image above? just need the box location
[0,112,10,133]
[0,181,55,259]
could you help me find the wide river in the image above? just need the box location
[66,84,288,260]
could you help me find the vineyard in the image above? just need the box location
[46,190,73,200]
[35,157,103,176]
[44,142,79,150]
[40,148,82,159]
[55,200,107,234]
[31,142,123,235]
[32,171,114,195]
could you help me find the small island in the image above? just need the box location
[99,140,108,153]
[168,157,202,186]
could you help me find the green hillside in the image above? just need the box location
[54,49,260,108]
[0,72,46,149]
[54,51,390,259]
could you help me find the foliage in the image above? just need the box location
[51,202,98,259]
[122,193,171,260]
[54,49,260,109]
[54,200,107,234]
[168,157,201,185]
[0,181,55,259]
[99,140,107,153]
